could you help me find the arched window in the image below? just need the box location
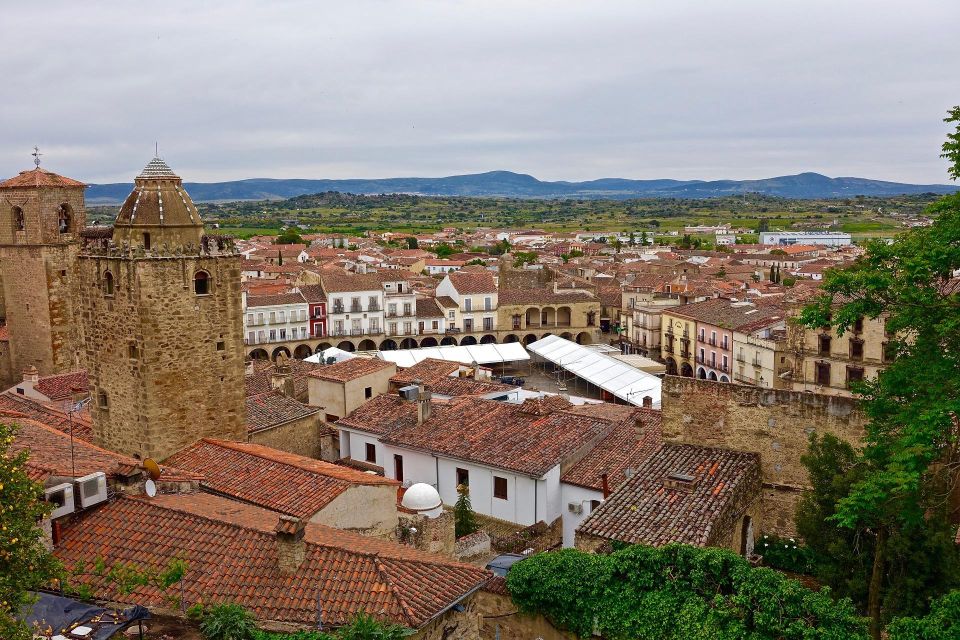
[57,204,72,234]
[104,271,114,296]
[12,206,25,232]
[194,270,210,295]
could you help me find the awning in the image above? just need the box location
[375,342,530,368]
[527,335,661,407]
[304,346,356,364]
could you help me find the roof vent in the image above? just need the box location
[663,472,698,491]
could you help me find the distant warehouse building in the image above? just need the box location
[759,231,852,247]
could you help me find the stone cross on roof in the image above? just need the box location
[32,145,42,167]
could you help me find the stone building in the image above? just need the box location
[659,376,866,536]
[0,166,87,387]
[77,158,246,461]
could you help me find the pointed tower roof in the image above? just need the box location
[113,157,204,249]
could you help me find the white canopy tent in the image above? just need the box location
[374,342,530,368]
[304,346,356,364]
[527,335,661,407]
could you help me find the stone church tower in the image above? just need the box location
[78,158,246,461]
[0,165,86,386]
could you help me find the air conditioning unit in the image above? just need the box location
[74,472,108,509]
[44,483,75,519]
[568,502,583,515]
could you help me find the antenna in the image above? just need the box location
[155,141,159,157]
[142,458,162,481]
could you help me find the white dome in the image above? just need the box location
[402,483,442,515]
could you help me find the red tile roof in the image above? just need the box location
[6,413,199,483]
[33,370,89,402]
[246,391,320,433]
[245,360,321,400]
[377,397,613,477]
[55,493,490,628]
[320,272,383,293]
[308,358,394,383]
[561,406,663,492]
[390,359,461,385]
[446,271,497,295]
[246,292,307,307]
[0,392,93,441]
[165,439,397,519]
[0,167,86,189]
[577,444,761,547]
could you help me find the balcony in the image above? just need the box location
[332,306,345,315]
[350,304,363,313]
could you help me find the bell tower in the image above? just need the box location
[0,153,86,386]
[77,157,246,461]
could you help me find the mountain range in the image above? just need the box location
[84,170,959,204]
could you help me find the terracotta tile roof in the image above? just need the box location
[319,272,383,293]
[0,392,93,441]
[297,283,327,303]
[390,359,461,385]
[246,391,320,433]
[6,413,200,482]
[55,493,490,628]
[308,358,394,383]
[336,394,420,436]
[415,297,443,318]
[446,271,497,295]
[246,292,307,308]
[435,296,458,308]
[165,439,397,519]
[426,377,515,398]
[0,167,86,189]
[577,444,761,547]
[561,406,662,492]
[498,289,596,305]
[598,287,623,308]
[670,298,784,331]
[33,370,89,402]
[245,360,321,399]
[378,397,612,477]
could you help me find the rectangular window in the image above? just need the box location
[246,313,254,325]
[270,311,276,323]
[247,331,255,344]
[269,329,276,341]
[456,467,469,487]
[484,297,492,311]
[464,298,472,312]
[590,499,601,512]
[365,386,373,399]
[404,303,412,316]
[818,334,831,355]
[464,318,473,332]
[815,361,831,385]
[389,322,398,335]
[432,320,439,329]
[279,310,286,323]
[279,328,286,340]
[850,339,864,361]
[394,454,404,482]
[368,296,378,310]
[257,313,264,325]
[846,366,865,386]
[365,443,377,463]
[494,476,508,500]
[404,321,413,334]
[388,304,397,316]
[448,311,455,319]
[483,317,493,330]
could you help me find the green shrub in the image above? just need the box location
[201,603,256,640]
[888,590,960,639]
[756,534,816,574]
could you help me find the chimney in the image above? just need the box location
[275,515,306,574]
[271,362,295,397]
[22,365,39,384]
[642,396,653,408]
[244,358,255,377]
[601,473,611,499]
[414,379,432,425]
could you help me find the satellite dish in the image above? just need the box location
[142,458,162,481]
[144,478,157,498]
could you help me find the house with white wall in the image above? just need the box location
[320,272,385,339]
[435,270,499,334]
[242,291,310,345]
[337,392,622,527]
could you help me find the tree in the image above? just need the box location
[404,236,418,250]
[628,231,636,246]
[612,238,623,253]
[797,107,960,637]
[274,229,303,245]
[0,423,63,640]
[201,603,256,640]
[641,231,650,245]
[943,106,960,181]
[453,484,478,539]
[277,249,283,266]
[507,544,867,639]
[758,218,770,233]
[431,243,454,259]
[512,252,537,268]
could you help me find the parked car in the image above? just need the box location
[485,553,527,577]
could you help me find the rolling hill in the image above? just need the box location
[84,170,959,204]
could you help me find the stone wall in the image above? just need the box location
[312,484,399,539]
[473,589,576,640]
[248,413,333,460]
[411,594,481,640]
[398,510,455,556]
[660,376,866,535]
[78,253,247,461]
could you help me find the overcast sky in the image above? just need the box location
[2,0,958,184]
